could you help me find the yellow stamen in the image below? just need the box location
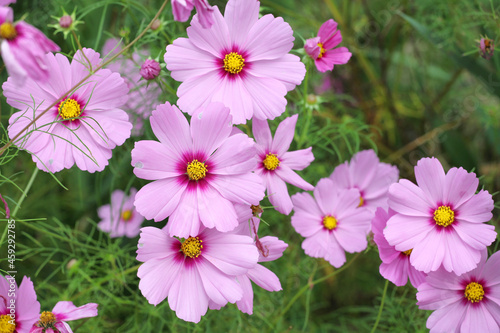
[317,42,326,59]
[181,237,203,258]
[0,315,15,333]
[464,282,484,303]
[402,249,413,256]
[0,22,16,40]
[263,153,280,171]
[223,52,245,74]
[323,215,337,230]
[433,206,455,227]
[358,196,364,207]
[58,98,81,120]
[186,160,207,181]
[121,210,132,221]
[36,311,57,328]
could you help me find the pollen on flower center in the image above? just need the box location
[0,315,16,333]
[36,311,56,329]
[0,22,17,40]
[121,210,132,221]
[317,42,326,58]
[58,98,81,120]
[263,153,280,171]
[358,196,364,207]
[223,52,245,74]
[402,249,413,256]
[181,237,203,258]
[464,282,485,303]
[186,160,208,181]
[433,205,455,227]
[323,215,337,230]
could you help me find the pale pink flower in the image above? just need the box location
[0,7,59,86]
[3,48,132,173]
[304,19,352,72]
[384,157,496,275]
[0,276,40,333]
[140,59,161,80]
[417,251,500,333]
[253,114,314,215]
[164,0,306,124]
[372,208,426,288]
[131,102,265,238]
[291,178,373,268]
[97,188,144,238]
[103,38,162,136]
[233,215,288,315]
[30,301,98,333]
[172,0,214,29]
[330,149,399,213]
[0,0,15,6]
[136,225,259,323]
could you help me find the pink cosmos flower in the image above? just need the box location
[131,101,265,238]
[330,149,399,212]
[97,188,144,238]
[136,225,259,323]
[384,157,496,275]
[102,38,162,136]
[164,0,306,124]
[3,48,132,173]
[371,208,426,288]
[291,178,373,268]
[253,114,314,215]
[304,19,352,72]
[30,301,98,333]
[172,0,214,29]
[233,215,288,315]
[417,251,500,333]
[0,0,15,6]
[0,276,40,333]
[0,6,60,86]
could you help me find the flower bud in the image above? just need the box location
[59,15,72,28]
[140,59,161,80]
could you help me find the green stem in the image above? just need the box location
[370,279,389,333]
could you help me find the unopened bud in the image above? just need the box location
[59,15,72,28]
[140,59,161,80]
[151,19,161,31]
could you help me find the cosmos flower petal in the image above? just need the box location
[191,102,232,157]
[271,114,297,155]
[380,260,409,287]
[211,75,254,125]
[224,0,259,45]
[275,165,313,191]
[14,277,40,329]
[177,72,223,117]
[136,227,178,262]
[266,172,293,215]
[168,188,201,238]
[138,257,184,306]
[456,190,494,223]
[207,134,257,175]
[443,166,479,208]
[453,221,496,250]
[257,236,288,262]
[301,231,329,259]
[252,118,273,151]
[324,236,347,268]
[52,301,98,321]
[280,148,314,171]
[172,0,194,22]
[329,162,350,188]
[209,173,265,206]
[243,75,287,121]
[425,300,466,332]
[388,179,433,216]
[334,211,371,252]
[236,275,254,315]
[481,251,500,287]
[132,140,183,180]
[461,303,499,333]
[414,157,446,203]
[165,38,217,82]
[350,150,379,190]
[384,214,433,251]
[317,19,338,44]
[197,184,238,232]
[248,54,306,91]
[186,6,230,57]
[196,258,243,304]
[247,264,281,292]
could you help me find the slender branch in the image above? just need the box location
[370,279,389,333]
[0,0,170,157]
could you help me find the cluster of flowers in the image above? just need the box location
[0,275,97,333]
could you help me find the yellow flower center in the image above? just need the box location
[358,196,364,207]
[323,215,337,230]
[58,98,81,120]
[121,210,132,221]
[317,42,326,59]
[181,237,203,258]
[186,160,207,181]
[0,22,17,40]
[263,153,280,171]
[0,315,15,333]
[36,311,56,328]
[433,206,455,227]
[223,52,245,74]
[402,249,413,256]
[464,282,485,303]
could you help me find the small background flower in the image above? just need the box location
[0,276,40,333]
[31,301,98,333]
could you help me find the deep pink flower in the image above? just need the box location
[417,251,500,333]
[253,114,314,215]
[0,7,59,85]
[131,102,265,238]
[136,225,259,323]
[384,157,496,275]
[0,276,40,333]
[4,48,131,173]
[172,0,214,29]
[372,208,426,288]
[304,19,352,72]
[164,0,306,124]
[140,59,161,80]
[233,216,288,315]
[291,178,373,268]
[330,149,399,213]
[97,188,144,238]
[479,37,494,60]
[30,301,98,333]
[103,38,162,136]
